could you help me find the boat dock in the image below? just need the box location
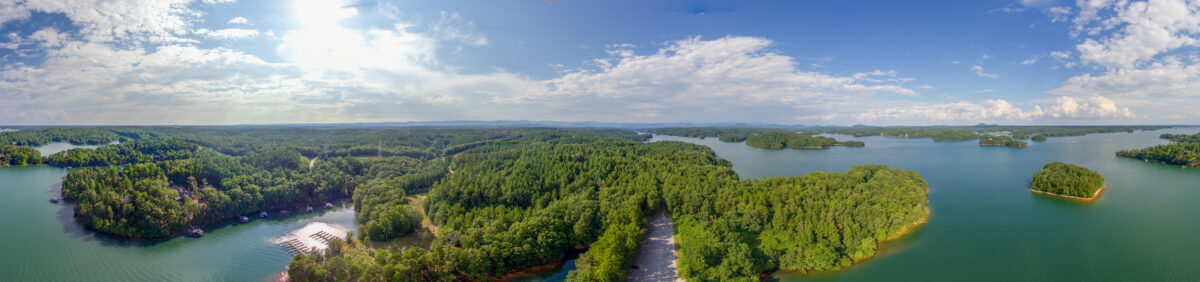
[275,222,347,256]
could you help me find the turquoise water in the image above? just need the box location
[652,128,1200,281]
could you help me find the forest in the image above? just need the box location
[978,134,1028,148]
[1030,162,1105,198]
[743,131,864,149]
[0,144,43,166]
[285,133,925,281]
[1117,131,1200,167]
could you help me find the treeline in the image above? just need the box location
[719,133,750,142]
[744,131,864,149]
[47,139,200,167]
[984,126,1163,138]
[1031,162,1105,198]
[1118,131,1200,167]
[0,127,168,146]
[979,134,1027,148]
[1161,133,1200,143]
[644,127,771,139]
[820,128,981,142]
[287,136,927,281]
[647,126,1166,143]
[0,145,43,166]
[60,149,380,238]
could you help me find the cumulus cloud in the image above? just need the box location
[1053,0,1200,121]
[498,36,921,121]
[1074,0,1200,69]
[227,17,249,25]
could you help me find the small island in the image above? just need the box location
[1030,162,1105,200]
[744,131,864,149]
[979,134,1027,148]
[718,133,749,142]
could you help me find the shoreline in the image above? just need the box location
[1030,184,1105,202]
[882,206,930,242]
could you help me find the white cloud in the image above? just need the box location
[972,64,1000,78]
[1048,6,1072,22]
[21,0,197,43]
[497,36,921,121]
[198,28,258,40]
[1050,0,1200,122]
[227,17,249,25]
[1021,56,1039,65]
[29,28,66,48]
[1075,0,1200,69]
[975,89,995,93]
[427,11,488,46]
[0,1,31,28]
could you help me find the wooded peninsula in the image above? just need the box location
[1117,132,1200,167]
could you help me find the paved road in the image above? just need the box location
[628,212,680,282]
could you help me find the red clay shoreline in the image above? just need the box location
[1030,184,1105,202]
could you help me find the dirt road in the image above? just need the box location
[628,212,680,282]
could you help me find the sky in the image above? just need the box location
[0,0,1198,125]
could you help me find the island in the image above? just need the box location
[1117,132,1200,167]
[1031,134,1047,142]
[979,134,1027,147]
[1030,162,1105,200]
[744,131,864,149]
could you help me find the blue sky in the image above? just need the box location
[0,0,1197,125]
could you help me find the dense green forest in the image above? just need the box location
[979,134,1027,148]
[1031,134,1047,142]
[1118,131,1200,167]
[744,131,864,149]
[0,145,43,166]
[1031,162,1105,198]
[287,135,925,281]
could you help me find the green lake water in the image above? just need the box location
[0,144,356,281]
[652,127,1200,281]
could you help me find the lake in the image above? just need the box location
[652,127,1200,281]
[0,144,356,281]
[4,129,1199,281]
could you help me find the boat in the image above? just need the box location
[187,227,204,238]
[239,216,250,223]
[49,197,59,203]
[259,211,268,218]
[305,206,314,213]
[324,202,334,209]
